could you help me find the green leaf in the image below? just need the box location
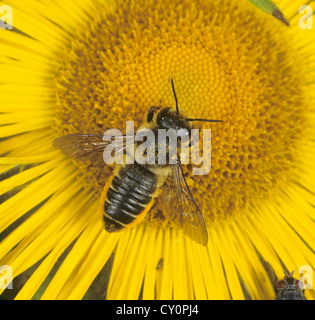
[248,0,290,26]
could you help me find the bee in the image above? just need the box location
[275,271,306,300]
[259,257,306,300]
[53,79,222,246]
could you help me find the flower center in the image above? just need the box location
[54,0,308,227]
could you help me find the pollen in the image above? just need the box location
[54,0,309,227]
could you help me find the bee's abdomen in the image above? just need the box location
[103,164,157,232]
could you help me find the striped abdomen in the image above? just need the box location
[103,164,157,232]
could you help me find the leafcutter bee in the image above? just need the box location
[259,257,306,300]
[53,79,222,246]
[275,271,306,300]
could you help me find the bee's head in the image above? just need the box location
[146,79,223,131]
[156,107,191,132]
[275,271,302,290]
[147,106,191,136]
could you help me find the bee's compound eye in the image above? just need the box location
[275,280,286,289]
[297,279,304,289]
[156,107,173,128]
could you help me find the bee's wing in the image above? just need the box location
[169,161,208,246]
[258,255,279,296]
[53,133,135,163]
[258,256,278,286]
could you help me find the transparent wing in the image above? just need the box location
[52,133,135,163]
[169,159,208,246]
[258,256,277,285]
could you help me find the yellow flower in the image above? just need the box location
[1,0,315,300]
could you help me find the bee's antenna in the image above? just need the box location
[186,118,223,123]
[171,79,222,123]
[171,78,179,114]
